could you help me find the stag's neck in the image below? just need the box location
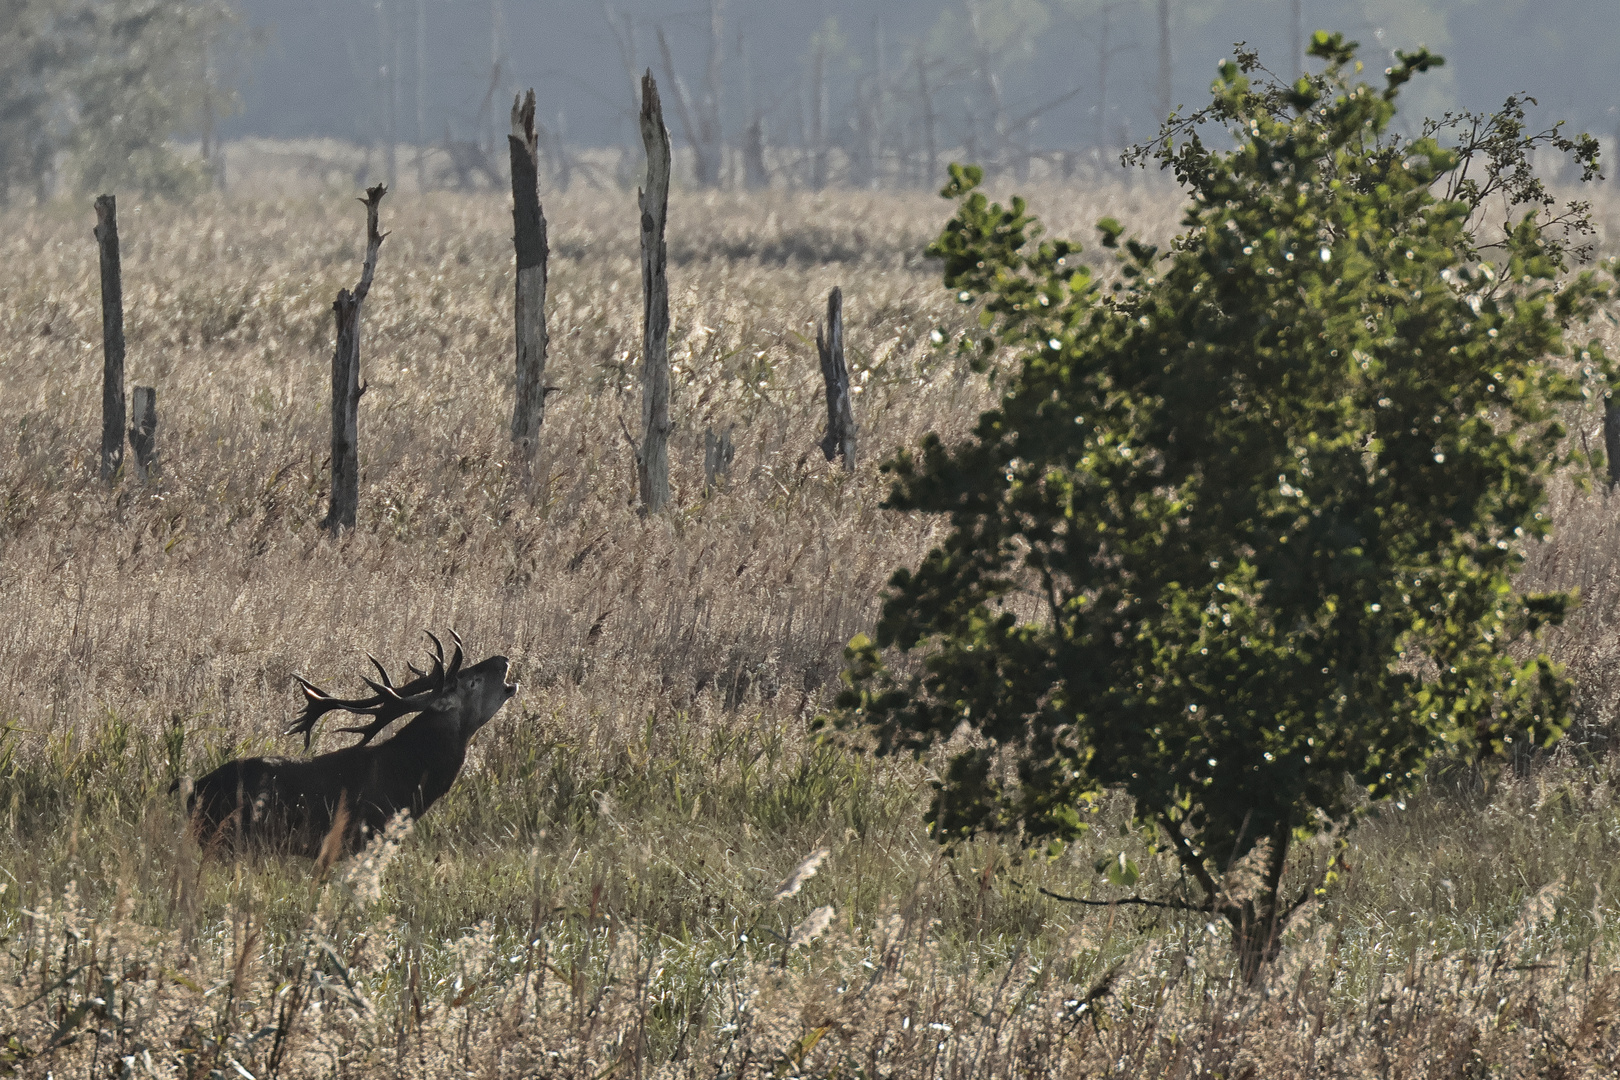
[385,712,467,764]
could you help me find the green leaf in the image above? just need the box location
[1099,852,1140,889]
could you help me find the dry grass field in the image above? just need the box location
[6,167,1620,1076]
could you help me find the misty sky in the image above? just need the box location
[223,1,1618,166]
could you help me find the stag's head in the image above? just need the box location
[435,653,518,737]
[288,631,518,748]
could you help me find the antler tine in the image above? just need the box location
[360,676,405,699]
[423,629,446,665]
[337,713,404,746]
[294,673,334,700]
[446,628,464,679]
[286,674,374,749]
[340,674,448,744]
[288,639,458,751]
[367,653,397,691]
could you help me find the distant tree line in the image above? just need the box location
[0,0,235,204]
[274,0,1618,194]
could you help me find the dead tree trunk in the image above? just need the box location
[1290,0,1304,77]
[509,89,550,452]
[917,53,938,186]
[810,38,829,190]
[1156,0,1172,123]
[604,4,646,178]
[852,77,879,188]
[816,287,855,472]
[742,116,768,189]
[656,22,722,188]
[1605,393,1620,488]
[378,0,398,191]
[128,386,157,481]
[415,0,428,191]
[322,185,388,533]
[702,0,725,184]
[637,72,673,513]
[739,30,768,190]
[93,195,126,483]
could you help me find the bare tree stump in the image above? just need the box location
[637,72,673,514]
[816,287,856,472]
[93,195,125,483]
[322,185,388,533]
[128,386,157,481]
[509,89,550,453]
[704,426,735,493]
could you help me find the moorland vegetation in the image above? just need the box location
[4,37,1620,1078]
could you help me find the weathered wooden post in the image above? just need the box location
[322,184,388,533]
[637,71,673,513]
[93,195,126,483]
[508,89,550,453]
[816,287,856,471]
[129,386,157,481]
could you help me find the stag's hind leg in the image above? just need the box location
[186,757,289,858]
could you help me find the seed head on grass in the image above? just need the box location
[773,847,829,900]
[340,810,412,907]
[787,904,834,950]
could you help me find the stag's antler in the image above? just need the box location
[286,630,465,748]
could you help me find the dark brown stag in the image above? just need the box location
[186,632,517,858]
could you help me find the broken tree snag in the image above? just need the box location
[638,71,673,514]
[128,386,157,481]
[816,286,856,472]
[509,88,550,453]
[93,194,126,483]
[322,184,388,533]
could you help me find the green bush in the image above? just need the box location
[833,33,1609,979]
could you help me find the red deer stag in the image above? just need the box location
[186,632,516,858]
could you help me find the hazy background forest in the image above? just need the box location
[6,0,1620,201]
[217,0,1620,182]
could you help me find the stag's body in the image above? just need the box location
[187,638,515,858]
